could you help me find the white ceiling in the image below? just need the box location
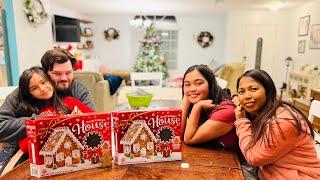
[51,0,316,15]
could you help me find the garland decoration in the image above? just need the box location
[104,27,119,41]
[23,0,48,27]
[197,31,214,48]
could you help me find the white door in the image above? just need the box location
[243,24,278,77]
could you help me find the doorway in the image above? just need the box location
[243,24,278,77]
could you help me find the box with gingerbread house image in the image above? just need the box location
[25,113,112,177]
[112,109,182,165]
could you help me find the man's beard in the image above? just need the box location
[55,80,74,97]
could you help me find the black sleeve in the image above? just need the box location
[0,90,30,143]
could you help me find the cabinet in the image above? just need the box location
[292,89,320,132]
[286,72,320,103]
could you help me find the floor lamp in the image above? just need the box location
[280,57,293,101]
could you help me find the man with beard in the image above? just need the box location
[0,48,94,174]
[40,48,94,108]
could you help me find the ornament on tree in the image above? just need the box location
[133,24,169,79]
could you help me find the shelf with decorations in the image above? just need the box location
[77,19,93,54]
[286,71,320,103]
[78,19,94,50]
[80,19,92,24]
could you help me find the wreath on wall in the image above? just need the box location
[197,31,214,48]
[104,27,119,41]
[23,0,48,27]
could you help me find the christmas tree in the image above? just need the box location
[133,25,168,79]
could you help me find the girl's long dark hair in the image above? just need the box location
[182,64,231,123]
[237,69,314,151]
[17,66,71,117]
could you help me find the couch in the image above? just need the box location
[217,62,245,93]
[74,71,124,112]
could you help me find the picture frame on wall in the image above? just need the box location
[310,24,320,49]
[298,15,310,36]
[298,40,306,53]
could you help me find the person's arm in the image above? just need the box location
[184,100,233,145]
[180,95,190,136]
[71,81,95,110]
[0,90,30,143]
[235,116,306,166]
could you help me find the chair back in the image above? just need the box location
[308,100,320,143]
[217,62,245,93]
[131,72,163,89]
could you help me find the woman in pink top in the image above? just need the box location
[234,69,320,179]
[181,64,238,149]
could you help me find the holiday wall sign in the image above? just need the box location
[112,109,182,165]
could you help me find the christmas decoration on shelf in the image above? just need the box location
[23,0,48,27]
[104,27,119,41]
[133,24,168,79]
[197,31,214,48]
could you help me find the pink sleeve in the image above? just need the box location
[209,105,236,125]
[235,117,309,166]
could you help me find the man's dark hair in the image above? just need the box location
[40,48,77,73]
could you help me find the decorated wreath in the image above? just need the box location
[23,0,48,26]
[197,31,214,48]
[104,27,119,41]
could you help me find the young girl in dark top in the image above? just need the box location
[181,64,237,149]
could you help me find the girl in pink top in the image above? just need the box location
[234,69,320,179]
[181,64,238,149]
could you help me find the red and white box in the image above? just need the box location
[112,109,182,165]
[25,113,112,177]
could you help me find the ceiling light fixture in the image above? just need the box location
[129,15,153,29]
[265,1,288,11]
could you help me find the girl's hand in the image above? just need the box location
[71,106,83,115]
[195,99,215,109]
[232,94,240,106]
[235,105,246,119]
[181,94,191,108]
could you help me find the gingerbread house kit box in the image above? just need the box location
[112,109,182,165]
[25,113,112,177]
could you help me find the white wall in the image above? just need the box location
[12,0,93,73]
[89,15,133,71]
[13,0,52,73]
[12,1,320,83]
[287,1,320,69]
[174,15,226,77]
[225,11,290,87]
[88,14,227,77]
